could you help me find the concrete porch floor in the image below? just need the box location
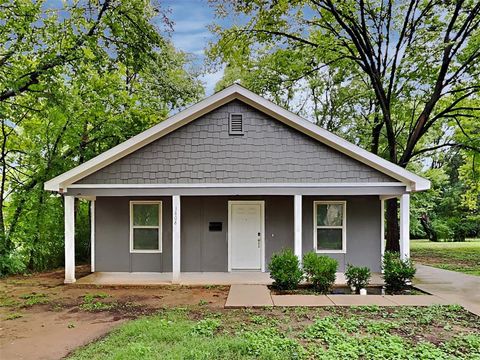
[75,271,385,286]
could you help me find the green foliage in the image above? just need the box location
[411,155,480,242]
[191,318,221,337]
[80,293,114,312]
[268,248,303,290]
[68,306,480,359]
[382,252,416,293]
[411,239,480,276]
[20,292,49,306]
[0,252,26,277]
[5,312,23,320]
[0,1,203,275]
[345,264,371,293]
[242,327,305,359]
[302,252,337,293]
[209,0,480,251]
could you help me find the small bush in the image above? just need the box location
[382,251,416,293]
[345,264,371,293]
[268,248,303,290]
[302,252,338,293]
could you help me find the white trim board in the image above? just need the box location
[90,200,95,273]
[228,200,266,272]
[44,84,430,192]
[129,200,163,254]
[68,182,405,189]
[313,201,347,254]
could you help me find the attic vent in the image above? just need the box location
[229,113,244,135]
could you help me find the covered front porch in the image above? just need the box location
[75,271,386,286]
[63,184,412,285]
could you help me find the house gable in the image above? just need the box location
[77,100,396,185]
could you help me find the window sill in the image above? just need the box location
[315,250,347,254]
[130,250,163,254]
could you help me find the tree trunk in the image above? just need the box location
[385,198,400,252]
[420,213,438,242]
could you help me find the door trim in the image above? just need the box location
[228,200,265,272]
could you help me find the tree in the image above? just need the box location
[0,0,203,274]
[208,0,480,251]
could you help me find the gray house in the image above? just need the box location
[45,84,430,284]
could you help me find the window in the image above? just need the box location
[130,201,162,253]
[229,113,244,135]
[314,201,346,253]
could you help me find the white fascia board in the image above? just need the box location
[44,84,430,192]
[68,182,405,189]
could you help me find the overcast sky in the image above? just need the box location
[163,0,233,95]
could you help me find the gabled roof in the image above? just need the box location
[44,84,430,192]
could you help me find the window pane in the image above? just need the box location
[133,204,159,226]
[317,228,343,251]
[316,204,343,226]
[133,228,159,250]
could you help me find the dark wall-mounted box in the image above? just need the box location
[209,222,222,232]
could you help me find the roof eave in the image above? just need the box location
[44,84,431,193]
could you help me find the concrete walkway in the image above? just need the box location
[414,264,480,316]
[225,285,452,308]
[225,285,273,307]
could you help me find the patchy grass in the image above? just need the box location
[411,239,480,276]
[5,312,23,320]
[0,291,19,307]
[69,305,480,359]
[19,292,49,306]
[79,293,115,312]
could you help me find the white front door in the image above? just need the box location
[229,201,264,270]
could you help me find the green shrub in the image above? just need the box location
[268,249,303,290]
[302,252,338,293]
[345,264,371,293]
[382,251,416,293]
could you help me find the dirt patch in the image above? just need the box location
[0,266,229,360]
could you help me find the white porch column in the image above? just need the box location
[90,200,95,273]
[380,199,385,259]
[64,195,76,284]
[172,195,181,284]
[294,195,302,262]
[399,193,410,260]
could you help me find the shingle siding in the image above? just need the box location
[78,100,395,184]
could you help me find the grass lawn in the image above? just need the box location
[69,305,480,360]
[411,239,480,276]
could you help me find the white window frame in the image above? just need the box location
[129,200,162,253]
[313,200,347,254]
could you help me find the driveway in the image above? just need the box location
[414,264,480,316]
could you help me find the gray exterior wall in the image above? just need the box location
[95,196,172,272]
[94,195,381,273]
[78,100,394,185]
[181,196,294,271]
[302,196,382,272]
